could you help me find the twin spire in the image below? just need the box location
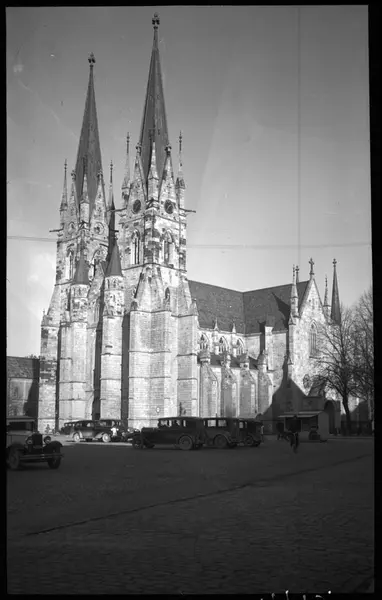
[74,52,103,216]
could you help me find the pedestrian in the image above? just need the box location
[260,424,264,442]
[276,422,283,441]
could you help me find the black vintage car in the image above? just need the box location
[201,417,239,449]
[69,419,127,443]
[132,417,205,451]
[6,417,64,471]
[237,418,262,447]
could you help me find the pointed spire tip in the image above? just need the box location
[152,12,160,29]
[88,52,96,66]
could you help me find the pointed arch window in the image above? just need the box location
[66,247,75,280]
[200,334,209,351]
[236,339,244,356]
[131,231,140,265]
[309,323,317,356]
[163,231,174,266]
[219,337,227,354]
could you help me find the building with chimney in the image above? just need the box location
[37,14,342,433]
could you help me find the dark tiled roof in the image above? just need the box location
[188,280,309,335]
[7,357,40,379]
[188,280,245,333]
[243,281,309,334]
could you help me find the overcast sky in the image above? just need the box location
[7,6,371,357]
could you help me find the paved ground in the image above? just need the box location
[7,438,374,594]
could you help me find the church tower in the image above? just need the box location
[118,13,198,427]
[38,54,108,432]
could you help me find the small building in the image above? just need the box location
[7,357,40,420]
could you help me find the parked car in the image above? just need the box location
[201,417,239,449]
[70,419,127,443]
[61,421,76,435]
[237,418,262,447]
[132,417,205,451]
[6,417,64,470]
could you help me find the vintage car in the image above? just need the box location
[201,417,239,449]
[61,421,76,435]
[237,418,262,447]
[6,417,64,471]
[132,417,205,451]
[70,419,127,443]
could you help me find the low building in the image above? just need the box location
[7,357,40,420]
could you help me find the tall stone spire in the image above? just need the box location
[60,159,68,211]
[108,160,114,212]
[122,132,130,196]
[74,53,103,218]
[295,265,299,284]
[330,259,341,324]
[139,13,170,187]
[323,275,330,318]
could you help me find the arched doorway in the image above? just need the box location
[324,401,335,434]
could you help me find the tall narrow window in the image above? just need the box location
[200,334,209,351]
[237,339,244,356]
[309,323,317,356]
[67,250,75,280]
[219,337,227,353]
[132,231,140,265]
[163,231,174,265]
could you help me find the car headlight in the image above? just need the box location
[26,437,33,445]
[44,436,52,444]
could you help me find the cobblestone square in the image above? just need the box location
[7,438,374,594]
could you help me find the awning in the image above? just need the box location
[278,411,321,418]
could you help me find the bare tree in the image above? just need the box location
[314,304,357,434]
[352,286,374,420]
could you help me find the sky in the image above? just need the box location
[7,6,371,357]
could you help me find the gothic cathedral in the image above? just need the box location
[38,14,342,432]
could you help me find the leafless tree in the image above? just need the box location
[314,304,357,434]
[352,286,374,420]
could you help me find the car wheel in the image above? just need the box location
[132,438,142,449]
[8,448,21,470]
[47,447,62,469]
[253,441,261,447]
[245,435,255,447]
[73,432,81,443]
[102,433,111,444]
[214,435,228,449]
[178,435,193,451]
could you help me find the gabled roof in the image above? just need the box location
[139,14,170,187]
[243,281,309,334]
[188,280,309,335]
[7,357,40,379]
[74,54,103,217]
[188,280,245,333]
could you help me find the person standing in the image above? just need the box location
[260,424,264,442]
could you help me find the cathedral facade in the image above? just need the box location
[38,14,342,433]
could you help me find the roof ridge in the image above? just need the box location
[188,279,309,296]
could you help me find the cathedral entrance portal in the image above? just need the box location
[324,400,335,434]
